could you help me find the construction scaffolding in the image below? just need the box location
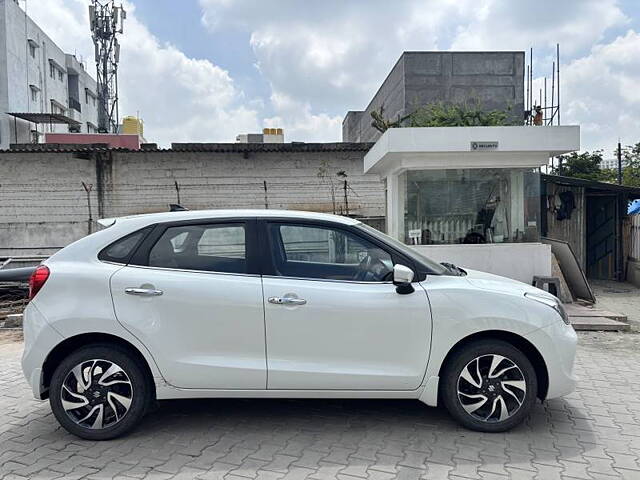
[525,44,561,127]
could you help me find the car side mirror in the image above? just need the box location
[393,264,415,295]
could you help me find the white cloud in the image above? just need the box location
[562,30,640,153]
[450,0,628,55]
[263,92,343,143]
[199,0,634,146]
[26,0,259,146]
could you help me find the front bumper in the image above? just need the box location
[525,319,578,399]
[21,302,64,399]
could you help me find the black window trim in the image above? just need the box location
[127,217,260,275]
[258,218,422,283]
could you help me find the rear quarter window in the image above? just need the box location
[98,227,152,264]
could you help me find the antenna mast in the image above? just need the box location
[89,1,126,133]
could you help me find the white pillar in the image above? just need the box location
[386,172,405,241]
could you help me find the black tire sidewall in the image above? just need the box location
[49,344,149,440]
[441,339,538,433]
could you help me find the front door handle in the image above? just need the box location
[125,287,163,297]
[268,296,306,306]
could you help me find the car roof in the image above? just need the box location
[98,209,361,227]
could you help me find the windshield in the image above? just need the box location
[355,222,449,275]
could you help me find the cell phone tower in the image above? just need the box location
[89,1,126,133]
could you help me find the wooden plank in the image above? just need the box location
[570,316,630,331]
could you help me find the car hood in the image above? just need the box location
[463,268,556,299]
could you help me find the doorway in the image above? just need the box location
[586,195,617,280]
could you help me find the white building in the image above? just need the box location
[600,158,625,170]
[0,0,98,149]
[364,125,581,283]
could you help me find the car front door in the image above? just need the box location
[110,219,266,389]
[261,220,432,391]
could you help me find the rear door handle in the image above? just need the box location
[125,287,163,297]
[268,296,306,306]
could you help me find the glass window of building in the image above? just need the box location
[401,168,540,245]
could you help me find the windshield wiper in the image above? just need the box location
[440,262,467,276]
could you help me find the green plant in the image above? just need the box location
[370,105,411,133]
[408,100,510,127]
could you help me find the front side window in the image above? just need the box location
[148,223,246,274]
[269,223,393,282]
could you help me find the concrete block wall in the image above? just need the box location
[0,151,98,255]
[0,146,385,256]
[343,51,525,143]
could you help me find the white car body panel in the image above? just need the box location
[20,209,577,413]
[262,276,431,390]
[110,265,267,389]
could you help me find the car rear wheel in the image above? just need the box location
[441,339,537,432]
[49,344,150,440]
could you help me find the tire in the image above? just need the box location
[441,339,537,433]
[49,343,150,440]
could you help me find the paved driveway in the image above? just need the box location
[1,331,639,480]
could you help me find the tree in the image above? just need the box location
[620,142,640,187]
[553,150,615,182]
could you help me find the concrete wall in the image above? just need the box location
[343,51,525,143]
[0,146,385,256]
[0,2,7,147]
[412,243,552,284]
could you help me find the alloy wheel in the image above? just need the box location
[60,359,134,430]
[456,354,526,423]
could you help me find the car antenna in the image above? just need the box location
[169,204,189,212]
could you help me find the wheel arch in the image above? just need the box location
[41,332,157,401]
[437,330,549,401]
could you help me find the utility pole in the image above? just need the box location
[89,1,126,133]
[617,141,623,185]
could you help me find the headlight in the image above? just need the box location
[525,292,570,325]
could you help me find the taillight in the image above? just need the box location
[29,265,50,300]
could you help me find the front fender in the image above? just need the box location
[418,275,559,405]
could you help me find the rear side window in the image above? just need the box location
[147,223,246,273]
[98,227,151,264]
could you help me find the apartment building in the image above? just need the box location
[0,0,98,149]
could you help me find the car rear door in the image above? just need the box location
[109,218,267,389]
[261,220,432,391]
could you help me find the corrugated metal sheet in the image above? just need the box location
[0,142,375,154]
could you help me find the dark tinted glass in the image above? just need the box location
[98,228,150,264]
[148,224,246,273]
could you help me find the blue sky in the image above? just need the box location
[27,0,640,153]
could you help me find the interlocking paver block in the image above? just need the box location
[2,332,640,479]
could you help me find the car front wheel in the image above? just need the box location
[49,344,150,440]
[441,339,537,432]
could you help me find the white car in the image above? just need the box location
[22,209,577,440]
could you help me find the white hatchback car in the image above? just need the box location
[22,209,577,440]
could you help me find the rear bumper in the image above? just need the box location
[21,302,64,400]
[525,319,578,399]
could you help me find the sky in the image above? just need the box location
[21,0,640,154]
